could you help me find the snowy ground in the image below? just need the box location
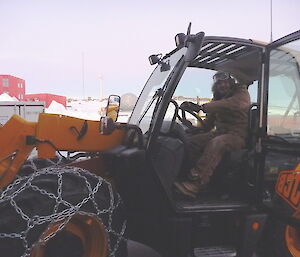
[47,99,132,123]
[48,99,104,120]
[0,93,210,125]
[0,93,132,123]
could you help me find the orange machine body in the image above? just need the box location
[0,113,125,188]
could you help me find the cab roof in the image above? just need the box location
[189,36,267,85]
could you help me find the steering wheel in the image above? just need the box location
[178,102,205,129]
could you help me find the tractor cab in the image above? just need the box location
[126,33,263,205]
[102,27,300,257]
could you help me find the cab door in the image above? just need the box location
[260,30,300,257]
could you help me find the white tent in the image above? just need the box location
[0,93,16,101]
[45,100,66,114]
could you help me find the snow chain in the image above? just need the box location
[0,164,126,257]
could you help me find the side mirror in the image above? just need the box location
[106,95,121,122]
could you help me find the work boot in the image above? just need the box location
[174,180,207,199]
[187,167,210,184]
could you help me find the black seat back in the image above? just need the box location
[247,103,259,149]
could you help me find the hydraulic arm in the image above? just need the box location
[0,113,124,188]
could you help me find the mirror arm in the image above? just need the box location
[116,124,144,149]
[99,117,144,149]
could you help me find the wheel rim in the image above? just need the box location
[31,214,108,257]
[285,212,300,257]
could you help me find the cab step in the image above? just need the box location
[176,197,249,213]
[193,246,236,257]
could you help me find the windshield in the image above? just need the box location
[129,47,187,133]
[267,38,300,143]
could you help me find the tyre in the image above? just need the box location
[0,166,127,257]
[258,216,300,257]
[18,156,67,177]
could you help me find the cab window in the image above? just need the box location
[163,67,215,126]
[163,67,258,126]
[267,39,300,139]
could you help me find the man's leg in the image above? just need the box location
[174,132,215,197]
[174,134,244,198]
[186,132,216,167]
[194,134,245,185]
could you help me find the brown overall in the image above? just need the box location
[187,85,250,185]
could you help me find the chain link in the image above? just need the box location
[0,161,126,257]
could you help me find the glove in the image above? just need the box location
[180,101,202,112]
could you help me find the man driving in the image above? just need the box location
[174,71,251,198]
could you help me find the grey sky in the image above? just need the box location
[0,0,299,98]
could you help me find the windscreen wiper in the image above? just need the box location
[138,88,164,124]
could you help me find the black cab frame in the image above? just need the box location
[105,28,300,257]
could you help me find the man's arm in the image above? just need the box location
[202,86,250,113]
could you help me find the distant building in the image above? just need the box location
[0,74,66,107]
[25,93,67,108]
[0,75,25,100]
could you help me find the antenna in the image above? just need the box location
[187,22,192,35]
[270,0,273,42]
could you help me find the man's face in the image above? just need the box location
[216,80,231,97]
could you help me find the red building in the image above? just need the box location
[0,75,66,107]
[25,93,67,108]
[0,75,25,100]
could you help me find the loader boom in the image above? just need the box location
[0,113,125,188]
